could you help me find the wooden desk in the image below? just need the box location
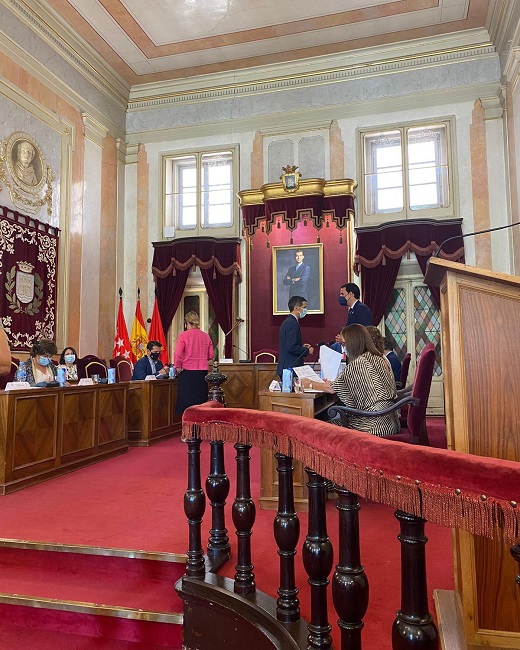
[0,383,128,494]
[127,379,182,446]
[258,390,337,511]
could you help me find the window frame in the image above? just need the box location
[358,119,456,227]
[162,145,239,239]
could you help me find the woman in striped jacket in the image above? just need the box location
[301,324,399,437]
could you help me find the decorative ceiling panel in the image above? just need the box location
[35,0,489,84]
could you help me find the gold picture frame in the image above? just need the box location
[272,243,324,315]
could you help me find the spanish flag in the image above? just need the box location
[130,293,148,361]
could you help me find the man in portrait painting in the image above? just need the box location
[13,140,39,186]
[283,249,311,301]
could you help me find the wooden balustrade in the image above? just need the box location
[177,404,520,650]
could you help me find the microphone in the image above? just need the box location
[224,317,245,338]
[232,344,252,363]
[434,220,520,257]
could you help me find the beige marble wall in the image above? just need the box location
[0,52,120,357]
[99,134,118,360]
[329,120,344,180]
[136,144,150,315]
[470,100,492,270]
[507,82,520,275]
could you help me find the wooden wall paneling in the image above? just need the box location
[220,364,256,408]
[12,393,58,477]
[0,394,8,484]
[425,259,520,648]
[127,381,181,446]
[60,387,96,457]
[97,384,127,447]
[150,381,174,433]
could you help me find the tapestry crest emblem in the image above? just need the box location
[5,262,43,315]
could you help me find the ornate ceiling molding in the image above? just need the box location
[127,41,496,111]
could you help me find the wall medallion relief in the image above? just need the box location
[0,132,54,216]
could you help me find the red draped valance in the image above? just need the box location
[151,237,242,358]
[152,238,242,281]
[242,194,355,238]
[354,218,464,273]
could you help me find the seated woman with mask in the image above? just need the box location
[57,346,78,381]
[25,339,58,386]
[300,324,399,437]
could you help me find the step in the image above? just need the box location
[0,540,186,647]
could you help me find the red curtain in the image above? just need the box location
[355,219,465,316]
[0,205,59,350]
[152,238,241,357]
[360,257,402,326]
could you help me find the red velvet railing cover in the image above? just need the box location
[182,402,520,542]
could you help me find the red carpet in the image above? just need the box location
[0,419,452,649]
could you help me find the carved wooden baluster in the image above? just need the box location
[206,440,231,571]
[303,469,333,650]
[232,443,256,594]
[184,430,206,577]
[393,511,439,650]
[511,545,520,586]
[274,453,300,622]
[333,487,369,650]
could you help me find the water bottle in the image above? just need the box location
[169,365,175,379]
[107,368,116,384]
[57,367,66,387]
[16,361,26,382]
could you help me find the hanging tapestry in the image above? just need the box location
[0,205,59,349]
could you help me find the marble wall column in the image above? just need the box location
[123,144,140,323]
[470,100,492,270]
[480,93,512,274]
[79,113,106,355]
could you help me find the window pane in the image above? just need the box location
[364,131,403,215]
[409,185,438,209]
[202,152,233,227]
[378,187,404,212]
[414,286,442,376]
[384,287,407,359]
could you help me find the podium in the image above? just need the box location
[425,258,520,648]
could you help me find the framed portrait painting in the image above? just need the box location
[272,243,324,315]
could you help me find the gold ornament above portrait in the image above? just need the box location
[280,165,302,193]
[0,132,54,216]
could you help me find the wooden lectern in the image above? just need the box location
[425,258,520,649]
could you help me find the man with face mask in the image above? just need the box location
[276,295,314,378]
[132,340,167,380]
[338,283,373,327]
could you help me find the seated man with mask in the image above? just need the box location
[131,340,168,380]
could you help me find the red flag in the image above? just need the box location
[113,296,133,363]
[148,297,169,365]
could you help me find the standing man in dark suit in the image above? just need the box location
[283,249,311,300]
[339,283,373,326]
[132,340,168,380]
[276,295,314,378]
[333,282,373,348]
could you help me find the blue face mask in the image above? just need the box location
[38,356,51,366]
[339,296,348,307]
[64,354,75,364]
[299,307,308,319]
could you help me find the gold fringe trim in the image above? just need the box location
[182,421,520,543]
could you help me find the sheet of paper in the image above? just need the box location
[318,345,343,380]
[292,365,322,382]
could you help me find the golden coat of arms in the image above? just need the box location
[280,165,301,193]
